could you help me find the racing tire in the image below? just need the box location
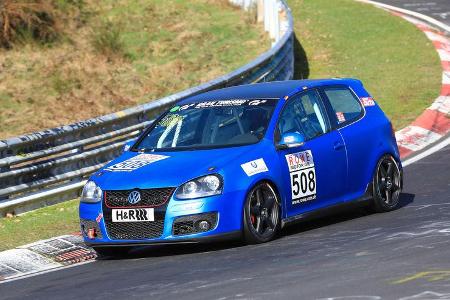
[243,182,281,244]
[93,246,131,259]
[372,154,402,212]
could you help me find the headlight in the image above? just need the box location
[175,174,223,200]
[80,181,103,203]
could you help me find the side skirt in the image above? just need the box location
[281,183,373,228]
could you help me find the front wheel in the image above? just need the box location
[372,155,402,212]
[243,182,281,244]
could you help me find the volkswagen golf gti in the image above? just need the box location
[79,79,403,257]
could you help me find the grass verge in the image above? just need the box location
[289,0,442,129]
[0,200,79,251]
[0,0,267,139]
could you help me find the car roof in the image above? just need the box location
[178,78,363,104]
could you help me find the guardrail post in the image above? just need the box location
[243,0,250,10]
[71,145,84,183]
[257,0,264,23]
[269,0,274,39]
[270,0,278,41]
[274,0,280,42]
[264,0,270,32]
[0,165,10,201]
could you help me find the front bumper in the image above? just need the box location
[79,191,244,246]
[84,231,242,247]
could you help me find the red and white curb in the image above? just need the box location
[0,233,96,282]
[391,13,450,159]
[355,1,450,159]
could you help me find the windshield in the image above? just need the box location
[134,99,277,151]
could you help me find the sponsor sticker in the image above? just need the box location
[285,150,317,204]
[112,208,154,222]
[241,158,269,176]
[95,213,103,224]
[159,114,184,127]
[170,106,180,112]
[336,111,346,123]
[196,99,248,108]
[105,154,169,172]
[179,99,270,110]
[285,150,314,172]
[179,104,195,110]
[361,97,375,107]
[248,100,267,106]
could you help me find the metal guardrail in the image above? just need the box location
[0,0,294,216]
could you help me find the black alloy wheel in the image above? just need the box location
[372,154,402,212]
[243,182,280,243]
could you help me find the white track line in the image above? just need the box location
[402,136,450,167]
[355,0,450,33]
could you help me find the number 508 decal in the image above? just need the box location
[290,168,316,204]
[285,150,317,205]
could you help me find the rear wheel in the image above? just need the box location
[243,182,281,244]
[93,246,131,258]
[372,155,402,212]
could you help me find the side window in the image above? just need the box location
[278,90,328,140]
[323,87,363,125]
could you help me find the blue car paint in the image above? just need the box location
[277,129,348,218]
[79,78,401,246]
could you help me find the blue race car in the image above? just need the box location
[79,79,403,256]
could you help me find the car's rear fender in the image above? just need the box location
[340,107,399,202]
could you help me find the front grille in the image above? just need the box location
[104,188,175,208]
[173,212,218,236]
[105,219,165,240]
[103,188,173,240]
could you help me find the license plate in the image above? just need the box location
[112,208,154,222]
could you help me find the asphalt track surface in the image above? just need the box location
[1,144,449,299]
[376,0,450,26]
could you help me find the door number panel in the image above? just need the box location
[285,150,317,205]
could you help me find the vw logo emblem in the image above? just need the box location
[127,191,141,204]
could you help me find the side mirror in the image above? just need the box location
[276,132,305,150]
[122,139,137,153]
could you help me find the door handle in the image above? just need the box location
[333,141,345,151]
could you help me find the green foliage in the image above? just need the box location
[91,20,125,59]
[0,0,59,48]
[53,0,85,12]
[51,72,82,95]
[0,0,86,48]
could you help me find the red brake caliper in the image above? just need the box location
[250,214,255,224]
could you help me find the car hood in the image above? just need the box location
[92,144,262,190]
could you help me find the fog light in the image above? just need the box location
[198,220,210,231]
[87,228,96,239]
